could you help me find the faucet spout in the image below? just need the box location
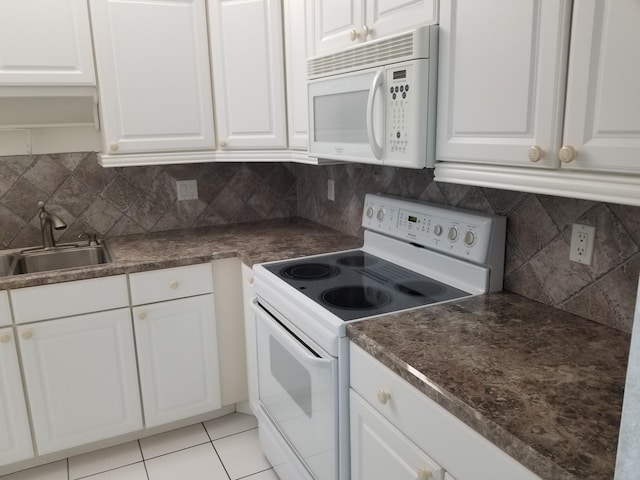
[37,201,67,248]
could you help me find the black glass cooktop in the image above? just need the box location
[265,251,469,321]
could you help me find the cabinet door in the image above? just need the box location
[366,0,438,41]
[561,0,640,173]
[133,295,221,428]
[90,0,215,154]
[0,328,33,467]
[436,0,572,168]
[350,391,444,480]
[0,0,95,85]
[283,0,312,150]
[17,309,142,455]
[310,0,365,55]
[208,0,287,150]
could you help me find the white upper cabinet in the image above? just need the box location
[0,0,95,85]
[309,0,437,55]
[561,0,640,173]
[0,328,33,467]
[437,0,640,177]
[90,0,215,155]
[283,0,312,150]
[436,0,571,168]
[208,0,287,150]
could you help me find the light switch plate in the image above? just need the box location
[176,179,198,201]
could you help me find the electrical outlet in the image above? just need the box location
[327,179,335,201]
[176,179,198,201]
[569,223,595,265]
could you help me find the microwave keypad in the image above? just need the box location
[389,82,409,154]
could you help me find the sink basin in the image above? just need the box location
[12,244,113,275]
[0,254,15,276]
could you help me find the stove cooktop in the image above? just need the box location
[264,250,469,321]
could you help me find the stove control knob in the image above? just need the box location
[376,209,385,221]
[448,226,458,242]
[433,225,443,236]
[366,206,374,218]
[464,231,476,246]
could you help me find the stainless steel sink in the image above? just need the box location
[9,243,113,275]
[14,245,112,275]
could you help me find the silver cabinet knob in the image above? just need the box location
[349,29,360,41]
[0,333,11,343]
[219,140,226,148]
[362,25,372,39]
[21,331,32,340]
[109,142,119,152]
[248,276,254,286]
[559,145,577,163]
[528,145,544,162]
[169,280,179,290]
[138,311,147,320]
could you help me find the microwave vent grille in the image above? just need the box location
[308,26,434,78]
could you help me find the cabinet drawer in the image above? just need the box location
[129,263,213,305]
[0,291,10,326]
[349,343,541,480]
[11,275,129,324]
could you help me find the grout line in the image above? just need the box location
[74,461,145,480]
[236,467,274,479]
[140,441,212,462]
[210,442,232,480]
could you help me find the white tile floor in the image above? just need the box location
[1,413,279,480]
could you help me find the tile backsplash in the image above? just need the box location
[0,153,296,249]
[295,163,640,333]
[1,153,638,333]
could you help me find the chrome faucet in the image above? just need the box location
[37,201,66,249]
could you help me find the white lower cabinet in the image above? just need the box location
[350,343,541,480]
[17,309,142,455]
[0,327,33,466]
[351,392,444,480]
[132,294,221,428]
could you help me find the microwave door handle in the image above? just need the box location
[366,70,384,160]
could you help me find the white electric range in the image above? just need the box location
[251,193,506,480]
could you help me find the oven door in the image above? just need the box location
[252,299,338,480]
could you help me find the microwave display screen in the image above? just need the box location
[393,70,407,80]
[313,90,369,143]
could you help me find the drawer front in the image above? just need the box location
[351,391,444,480]
[349,343,541,480]
[0,291,10,326]
[129,263,213,305]
[11,275,129,324]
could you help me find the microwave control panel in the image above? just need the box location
[385,60,430,164]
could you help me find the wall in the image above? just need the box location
[295,163,640,334]
[2,153,638,333]
[0,153,296,249]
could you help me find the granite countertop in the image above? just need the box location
[0,217,362,290]
[347,292,630,480]
[1,219,630,479]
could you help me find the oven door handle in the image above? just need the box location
[251,299,330,366]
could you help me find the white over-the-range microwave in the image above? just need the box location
[307,25,438,169]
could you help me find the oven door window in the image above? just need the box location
[255,304,337,480]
